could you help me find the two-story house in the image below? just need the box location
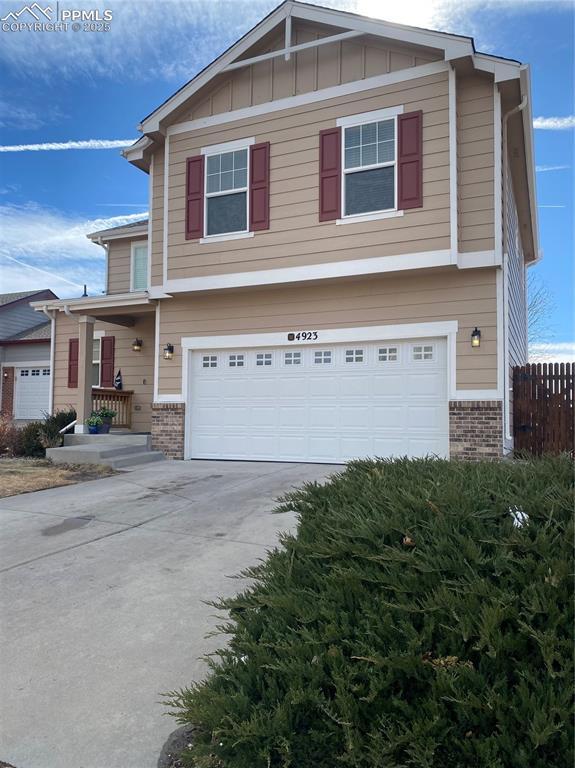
[33,1,538,462]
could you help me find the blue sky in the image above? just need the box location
[0,0,573,358]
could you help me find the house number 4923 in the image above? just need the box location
[287,331,318,341]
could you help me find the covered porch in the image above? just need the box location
[32,292,158,434]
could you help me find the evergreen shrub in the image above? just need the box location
[166,456,574,768]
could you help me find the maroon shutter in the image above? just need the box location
[249,142,270,231]
[185,155,204,240]
[398,110,423,210]
[100,336,115,388]
[319,127,341,221]
[67,338,79,389]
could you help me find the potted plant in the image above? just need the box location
[98,407,116,434]
[87,413,103,434]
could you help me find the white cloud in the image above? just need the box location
[0,139,135,153]
[536,164,570,172]
[0,204,147,297]
[538,204,566,208]
[530,342,575,364]
[0,99,65,129]
[533,116,575,130]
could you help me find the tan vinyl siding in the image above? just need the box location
[157,268,497,395]
[53,312,154,431]
[106,236,147,295]
[166,71,451,280]
[151,146,164,286]
[180,22,441,122]
[457,72,495,253]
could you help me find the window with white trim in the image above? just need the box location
[314,350,332,365]
[205,149,248,236]
[131,243,148,291]
[20,369,29,377]
[345,348,364,363]
[284,351,302,365]
[343,118,396,217]
[31,369,40,376]
[42,368,50,376]
[228,353,245,368]
[378,346,398,362]
[256,352,272,366]
[202,355,217,368]
[412,344,434,361]
[92,338,101,386]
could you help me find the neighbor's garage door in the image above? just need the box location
[14,366,50,419]
[188,339,448,463]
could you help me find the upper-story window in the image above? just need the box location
[342,116,396,217]
[130,242,148,291]
[205,148,249,236]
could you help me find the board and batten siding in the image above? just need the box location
[157,268,498,395]
[106,236,147,295]
[165,71,451,280]
[457,72,495,254]
[52,312,155,431]
[181,22,441,122]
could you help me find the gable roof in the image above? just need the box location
[2,321,51,342]
[135,0,480,136]
[0,289,57,309]
[87,219,149,242]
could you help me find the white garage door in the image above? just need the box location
[188,338,448,463]
[14,366,51,420]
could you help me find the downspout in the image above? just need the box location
[42,306,56,415]
[502,95,528,445]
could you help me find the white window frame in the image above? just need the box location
[130,241,149,292]
[92,330,105,388]
[337,106,403,224]
[412,343,435,362]
[201,138,254,242]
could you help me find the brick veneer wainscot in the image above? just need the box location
[1,367,14,418]
[151,402,185,459]
[449,400,503,460]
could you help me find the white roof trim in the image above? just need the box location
[473,53,521,83]
[87,226,148,242]
[31,292,154,313]
[138,0,474,134]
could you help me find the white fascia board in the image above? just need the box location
[167,61,450,137]
[336,105,403,127]
[139,3,292,134]
[473,53,521,83]
[291,3,473,60]
[122,136,153,161]
[181,320,459,351]
[31,292,153,312]
[519,65,540,262]
[155,249,453,295]
[87,227,148,242]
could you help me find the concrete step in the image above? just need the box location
[64,433,151,448]
[107,451,166,469]
[47,444,154,463]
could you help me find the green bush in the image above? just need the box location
[39,408,77,449]
[18,421,44,457]
[166,456,573,768]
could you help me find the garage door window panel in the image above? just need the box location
[202,355,218,368]
[343,118,396,217]
[284,351,302,366]
[256,352,273,367]
[412,344,435,361]
[314,350,332,364]
[345,348,364,363]
[228,354,245,368]
[205,149,248,236]
[379,346,399,362]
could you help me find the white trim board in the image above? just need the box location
[336,105,403,127]
[457,250,500,269]
[130,239,149,292]
[166,61,450,137]
[201,137,255,154]
[448,65,457,262]
[149,249,454,296]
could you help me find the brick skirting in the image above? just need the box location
[151,402,185,459]
[449,400,503,460]
[1,367,14,418]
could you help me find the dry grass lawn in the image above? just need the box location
[0,458,115,498]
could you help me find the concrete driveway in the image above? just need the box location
[0,459,340,768]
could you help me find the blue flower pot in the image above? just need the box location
[88,425,99,434]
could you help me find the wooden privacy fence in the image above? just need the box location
[513,363,574,455]
[92,388,133,429]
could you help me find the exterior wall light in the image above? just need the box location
[471,327,481,348]
[132,338,143,352]
[163,343,174,360]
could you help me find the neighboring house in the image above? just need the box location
[0,289,58,420]
[32,1,537,462]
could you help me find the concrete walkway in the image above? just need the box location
[0,459,341,768]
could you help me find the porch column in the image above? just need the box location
[74,315,95,433]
